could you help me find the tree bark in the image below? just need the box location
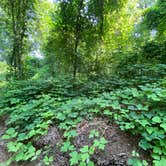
[73,0,84,78]
[9,0,29,79]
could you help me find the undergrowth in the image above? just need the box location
[0,66,166,166]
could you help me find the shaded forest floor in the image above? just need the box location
[0,118,151,166]
[0,74,165,166]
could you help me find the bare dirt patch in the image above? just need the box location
[74,118,150,166]
[0,122,10,164]
[0,119,150,166]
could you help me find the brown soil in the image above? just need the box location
[0,122,9,164]
[33,126,69,166]
[34,126,63,147]
[74,118,148,166]
[0,118,151,166]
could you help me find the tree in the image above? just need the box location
[0,0,37,79]
[144,0,166,39]
[0,6,12,62]
[44,0,128,77]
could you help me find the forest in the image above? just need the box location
[0,0,166,165]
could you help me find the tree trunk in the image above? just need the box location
[9,0,28,79]
[73,0,84,78]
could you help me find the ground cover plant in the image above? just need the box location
[0,72,166,165]
[0,0,166,165]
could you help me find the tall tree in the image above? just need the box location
[45,0,128,77]
[0,0,37,79]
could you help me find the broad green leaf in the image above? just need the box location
[70,151,80,165]
[152,117,161,123]
[80,145,89,153]
[81,153,90,162]
[160,123,166,132]
[61,142,74,152]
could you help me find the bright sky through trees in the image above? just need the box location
[47,0,53,3]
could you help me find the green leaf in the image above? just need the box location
[153,158,166,166]
[142,160,148,166]
[31,150,41,161]
[43,156,53,165]
[146,127,154,134]
[79,162,86,166]
[64,130,78,138]
[89,146,95,155]
[93,140,100,147]
[151,153,160,160]
[152,116,161,123]
[57,113,66,121]
[160,123,166,132]
[80,145,89,153]
[99,137,108,144]
[2,128,18,139]
[89,129,99,138]
[7,142,23,152]
[81,153,90,162]
[139,120,149,127]
[127,158,142,166]
[15,152,25,161]
[139,139,151,150]
[153,147,162,155]
[98,143,105,150]
[68,112,78,118]
[104,110,113,116]
[61,142,74,152]
[88,161,95,166]
[70,151,80,165]
[17,133,28,141]
[28,130,36,138]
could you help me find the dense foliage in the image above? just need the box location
[0,0,165,166]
